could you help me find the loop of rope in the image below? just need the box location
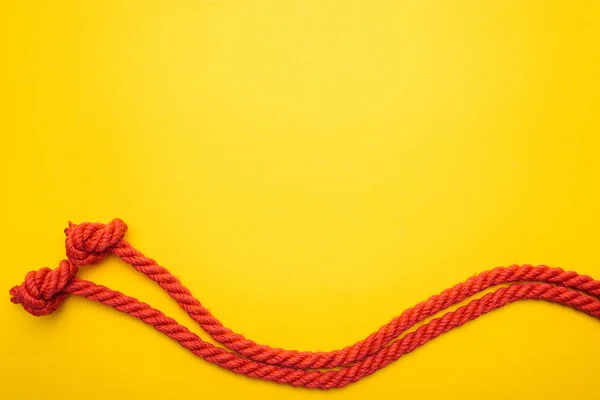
[9,219,600,389]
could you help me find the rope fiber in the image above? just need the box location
[9,219,600,389]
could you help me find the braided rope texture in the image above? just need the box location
[9,219,600,389]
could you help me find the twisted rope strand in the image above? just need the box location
[65,219,600,369]
[9,219,600,389]
[14,276,600,389]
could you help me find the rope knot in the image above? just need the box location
[9,260,78,316]
[65,218,127,266]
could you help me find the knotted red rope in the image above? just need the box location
[9,219,600,389]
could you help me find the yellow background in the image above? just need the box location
[1,1,599,399]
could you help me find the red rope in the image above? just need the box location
[9,219,600,389]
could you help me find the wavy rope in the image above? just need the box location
[9,219,600,389]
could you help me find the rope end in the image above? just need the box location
[9,285,22,304]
